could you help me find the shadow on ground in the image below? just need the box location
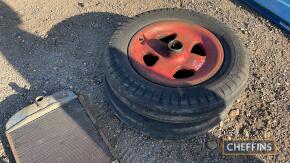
[0,1,262,162]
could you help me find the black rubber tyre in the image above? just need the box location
[104,9,249,139]
[106,81,236,139]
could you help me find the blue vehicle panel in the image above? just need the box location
[242,0,290,34]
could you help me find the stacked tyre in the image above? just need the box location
[104,9,249,139]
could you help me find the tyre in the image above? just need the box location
[105,8,249,139]
[107,82,237,139]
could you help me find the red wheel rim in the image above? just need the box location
[128,21,224,87]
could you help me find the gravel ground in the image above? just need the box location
[0,0,289,162]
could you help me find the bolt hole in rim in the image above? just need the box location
[191,43,206,56]
[160,33,177,43]
[128,21,224,87]
[143,53,159,66]
[173,69,195,79]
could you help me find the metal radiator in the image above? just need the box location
[6,90,114,163]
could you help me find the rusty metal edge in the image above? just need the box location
[5,90,77,133]
[6,132,20,163]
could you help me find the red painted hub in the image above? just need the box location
[128,21,224,86]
